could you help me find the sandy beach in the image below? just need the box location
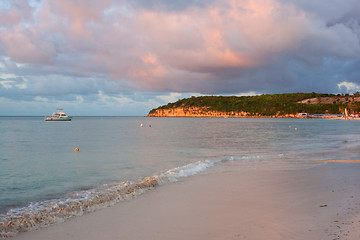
[11,162,360,240]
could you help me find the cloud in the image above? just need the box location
[156,92,182,103]
[338,81,360,93]
[0,0,359,110]
[0,25,56,64]
[0,0,34,27]
[129,0,213,11]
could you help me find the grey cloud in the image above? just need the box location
[280,0,359,22]
[129,0,213,11]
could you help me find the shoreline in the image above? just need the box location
[147,110,344,119]
[0,160,218,238]
[147,115,345,119]
[10,162,360,240]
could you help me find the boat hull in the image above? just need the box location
[44,117,72,121]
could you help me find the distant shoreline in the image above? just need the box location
[147,93,359,118]
[147,107,345,119]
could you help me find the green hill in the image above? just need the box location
[149,93,352,116]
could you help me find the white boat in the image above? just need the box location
[45,109,72,121]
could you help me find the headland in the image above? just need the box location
[148,93,360,118]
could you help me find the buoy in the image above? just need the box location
[74,148,79,152]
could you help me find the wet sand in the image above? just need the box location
[12,163,360,240]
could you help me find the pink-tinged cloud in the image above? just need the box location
[0,0,33,27]
[136,0,311,72]
[45,0,110,38]
[0,25,56,64]
[0,7,22,27]
[0,0,359,95]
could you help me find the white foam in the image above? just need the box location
[154,155,270,184]
[0,155,267,237]
[156,160,217,183]
[221,155,266,163]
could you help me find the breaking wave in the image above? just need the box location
[0,155,264,238]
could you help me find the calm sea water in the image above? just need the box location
[1,117,360,235]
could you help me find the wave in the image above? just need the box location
[0,155,265,238]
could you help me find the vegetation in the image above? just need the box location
[149,93,353,116]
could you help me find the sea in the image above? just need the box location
[1,116,360,236]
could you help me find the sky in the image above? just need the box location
[0,0,360,116]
